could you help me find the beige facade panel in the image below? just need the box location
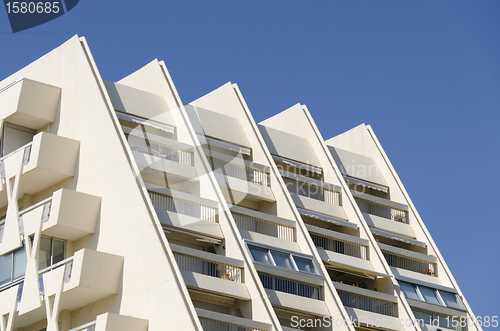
[328,146,388,187]
[258,125,322,169]
[0,78,61,130]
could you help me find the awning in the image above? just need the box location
[258,125,322,172]
[272,155,322,175]
[297,208,356,229]
[198,134,251,156]
[162,226,222,245]
[323,259,392,280]
[328,146,388,187]
[370,228,426,247]
[116,111,175,134]
[343,175,388,193]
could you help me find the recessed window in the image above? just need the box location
[0,246,27,287]
[399,281,464,310]
[38,237,65,271]
[247,244,319,275]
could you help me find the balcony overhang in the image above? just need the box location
[323,259,392,280]
[12,249,123,328]
[0,132,79,208]
[0,79,61,130]
[20,188,101,241]
[69,313,148,331]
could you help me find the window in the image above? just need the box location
[248,244,319,275]
[399,281,464,310]
[37,237,65,271]
[0,246,27,287]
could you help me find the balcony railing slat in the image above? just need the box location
[148,190,218,223]
[127,134,194,166]
[173,251,243,283]
[309,231,368,259]
[258,272,321,300]
[232,212,294,242]
[337,289,398,317]
[355,197,408,224]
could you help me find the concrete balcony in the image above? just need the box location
[19,188,101,241]
[0,78,61,130]
[334,282,402,331]
[127,133,197,186]
[206,150,275,203]
[279,170,346,221]
[196,308,272,331]
[170,244,250,301]
[4,248,123,329]
[379,243,438,278]
[69,313,148,331]
[148,187,223,241]
[351,191,414,238]
[0,132,80,208]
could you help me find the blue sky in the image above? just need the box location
[1,0,498,324]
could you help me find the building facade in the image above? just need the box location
[0,36,481,331]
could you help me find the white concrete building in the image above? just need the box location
[0,36,481,331]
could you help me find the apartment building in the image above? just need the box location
[0,35,481,331]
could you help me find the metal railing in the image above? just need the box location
[354,197,408,223]
[68,321,96,331]
[382,250,437,276]
[127,134,193,166]
[412,308,466,331]
[207,156,271,187]
[337,290,398,317]
[232,212,294,242]
[199,317,268,331]
[173,252,242,283]
[283,177,341,205]
[309,232,368,259]
[258,272,321,300]
[148,190,218,223]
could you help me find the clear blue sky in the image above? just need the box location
[1,0,498,324]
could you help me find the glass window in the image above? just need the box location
[400,281,421,301]
[249,246,272,266]
[294,256,318,274]
[439,291,463,310]
[419,286,442,305]
[0,253,13,286]
[39,237,52,270]
[412,309,433,325]
[13,246,27,280]
[52,239,65,265]
[271,251,294,270]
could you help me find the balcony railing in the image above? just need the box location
[148,190,217,223]
[258,272,321,300]
[172,246,243,283]
[354,197,408,224]
[337,288,398,317]
[379,243,437,276]
[205,152,271,187]
[68,321,96,331]
[309,231,368,260]
[196,308,271,331]
[280,170,341,206]
[127,134,194,166]
[231,210,294,242]
[412,308,466,331]
[199,317,268,331]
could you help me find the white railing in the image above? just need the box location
[412,308,466,331]
[199,317,268,331]
[148,190,217,223]
[309,231,368,259]
[67,321,96,331]
[207,156,271,187]
[232,212,294,241]
[354,197,408,223]
[128,134,193,166]
[282,176,341,205]
[258,272,321,300]
[382,250,437,276]
[337,289,398,317]
[173,251,242,283]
